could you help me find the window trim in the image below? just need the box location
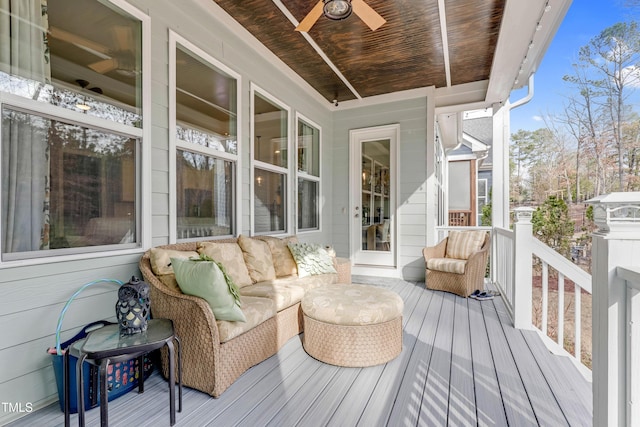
[168,30,242,243]
[0,0,150,267]
[295,112,321,234]
[250,83,292,236]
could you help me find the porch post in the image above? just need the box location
[588,192,640,427]
[513,207,534,329]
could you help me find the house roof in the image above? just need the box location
[211,0,572,109]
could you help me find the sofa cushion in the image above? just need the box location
[171,257,245,322]
[287,242,337,278]
[217,296,276,343]
[255,235,298,277]
[149,248,198,275]
[157,274,181,293]
[237,235,276,283]
[197,241,253,288]
[445,230,486,260]
[239,282,306,311]
[426,257,467,274]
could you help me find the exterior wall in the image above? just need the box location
[331,97,430,281]
[0,0,333,422]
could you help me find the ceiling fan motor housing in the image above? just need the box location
[323,0,352,20]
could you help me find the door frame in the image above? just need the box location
[349,124,400,268]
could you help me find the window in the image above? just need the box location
[0,0,146,261]
[296,115,321,231]
[251,85,290,234]
[171,34,240,241]
[477,178,488,225]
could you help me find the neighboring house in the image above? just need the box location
[446,110,493,226]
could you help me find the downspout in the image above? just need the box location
[509,73,535,111]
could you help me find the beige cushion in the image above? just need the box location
[445,231,486,260]
[426,257,467,274]
[149,248,198,275]
[237,235,276,283]
[239,282,306,311]
[301,284,403,326]
[197,241,253,288]
[158,274,182,293]
[254,235,298,277]
[216,296,276,343]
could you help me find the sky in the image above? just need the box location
[509,0,638,132]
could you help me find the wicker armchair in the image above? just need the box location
[423,231,490,297]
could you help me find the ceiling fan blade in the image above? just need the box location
[48,26,111,58]
[113,25,134,51]
[88,58,119,74]
[295,1,324,32]
[352,0,386,31]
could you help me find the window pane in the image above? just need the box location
[298,119,319,176]
[0,0,142,126]
[298,179,318,230]
[254,93,288,167]
[2,108,138,258]
[254,169,286,233]
[176,150,234,239]
[176,46,237,154]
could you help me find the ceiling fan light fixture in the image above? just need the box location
[323,0,352,21]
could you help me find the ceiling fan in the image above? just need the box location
[296,0,386,33]
[48,25,138,77]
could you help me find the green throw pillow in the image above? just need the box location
[171,256,246,322]
[287,242,337,278]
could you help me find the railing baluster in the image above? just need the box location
[542,261,549,336]
[575,285,581,361]
[558,273,565,347]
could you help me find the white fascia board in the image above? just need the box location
[486,0,572,104]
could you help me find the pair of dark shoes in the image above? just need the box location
[470,289,499,300]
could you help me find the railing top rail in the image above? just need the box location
[494,227,514,237]
[531,238,592,293]
[435,226,493,232]
[617,266,640,291]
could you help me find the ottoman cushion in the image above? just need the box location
[301,283,403,326]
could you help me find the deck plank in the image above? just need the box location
[482,301,538,426]
[467,298,509,427]
[418,292,456,426]
[446,296,476,427]
[492,293,570,426]
[8,278,593,427]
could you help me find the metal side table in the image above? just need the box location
[64,318,182,427]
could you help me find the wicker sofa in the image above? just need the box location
[139,236,344,397]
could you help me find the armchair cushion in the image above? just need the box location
[426,258,466,274]
[445,230,487,260]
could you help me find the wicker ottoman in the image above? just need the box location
[301,283,403,367]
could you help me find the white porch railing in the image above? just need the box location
[493,227,514,315]
[617,265,640,426]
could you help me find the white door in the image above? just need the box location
[350,124,398,267]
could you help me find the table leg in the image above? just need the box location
[137,354,145,394]
[77,354,87,427]
[166,340,176,426]
[64,350,70,427]
[175,336,182,412]
[99,360,109,427]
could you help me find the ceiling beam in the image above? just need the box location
[437,0,452,87]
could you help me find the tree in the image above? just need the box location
[532,196,575,258]
[578,22,640,190]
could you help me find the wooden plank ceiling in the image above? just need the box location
[213,0,505,103]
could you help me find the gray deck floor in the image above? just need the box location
[11,277,592,427]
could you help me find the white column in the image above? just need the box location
[589,192,640,427]
[491,102,510,229]
[513,207,534,329]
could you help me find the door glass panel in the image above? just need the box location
[361,139,390,252]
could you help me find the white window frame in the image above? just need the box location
[250,83,292,236]
[168,31,242,243]
[295,113,321,234]
[0,0,151,267]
